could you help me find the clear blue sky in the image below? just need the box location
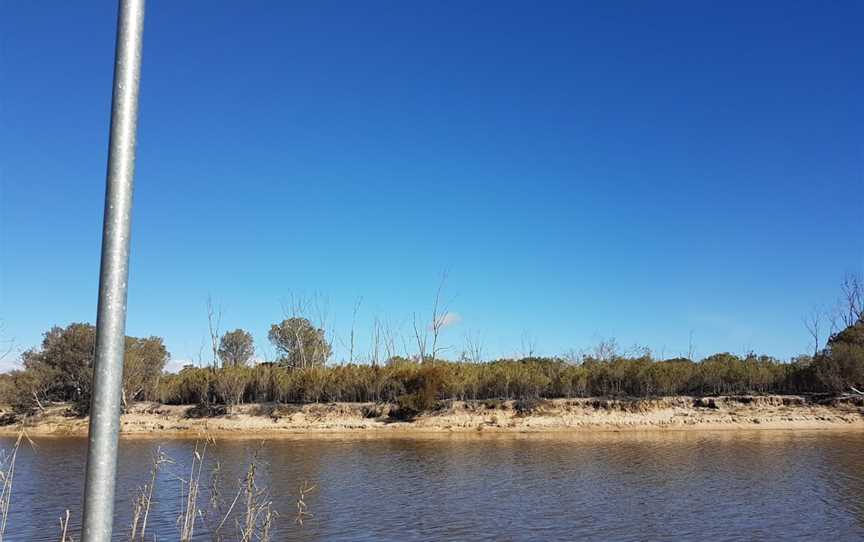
[1,1,862,369]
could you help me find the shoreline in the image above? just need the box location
[2,395,862,438]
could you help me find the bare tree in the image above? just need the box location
[311,293,333,363]
[206,296,222,369]
[520,331,537,359]
[803,307,823,356]
[687,330,696,361]
[347,298,362,364]
[410,272,455,363]
[592,337,618,362]
[626,343,651,358]
[429,272,452,362]
[381,318,399,362]
[461,330,484,363]
[369,316,382,367]
[196,338,207,368]
[411,312,428,363]
[562,348,582,365]
[839,272,863,327]
[824,273,863,337]
[0,320,13,363]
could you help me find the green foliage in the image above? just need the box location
[21,322,96,410]
[212,366,248,409]
[268,318,331,368]
[218,329,255,368]
[146,352,832,415]
[2,323,168,414]
[813,319,864,392]
[158,366,212,406]
[5,321,864,418]
[393,365,446,419]
[123,336,168,404]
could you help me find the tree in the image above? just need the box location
[412,272,453,363]
[839,273,863,328]
[0,319,14,362]
[268,318,331,368]
[4,364,59,413]
[22,323,96,407]
[123,336,168,405]
[17,323,169,413]
[827,273,864,335]
[814,318,864,392]
[218,329,255,367]
[206,296,222,368]
[803,307,823,357]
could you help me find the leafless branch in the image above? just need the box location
[207,296,223,369]
[803,306,823,356]
[462,330,484,363]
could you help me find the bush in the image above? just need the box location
[393,365,446,419]
[212,366,250,409]
[8,326,864,416]
[813,320,864,392]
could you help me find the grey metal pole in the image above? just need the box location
[81,1,145,540]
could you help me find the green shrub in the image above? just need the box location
[9,327,864,415]
[393,365,446,419]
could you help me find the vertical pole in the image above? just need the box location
[81,1,145,540]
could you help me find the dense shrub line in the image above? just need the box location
[156,345,859,410]
[156,319,863,408]
[1,319,862,415]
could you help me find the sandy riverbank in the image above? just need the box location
[1,395,862,437]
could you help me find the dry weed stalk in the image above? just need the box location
[1,434,297,541]
[58,509,72,542]
[130,447,172,541]
[210,446,278,542]
[0,430,33,542]
[237,458,277,542]
[294,481,317,526]
[176,436,214,541]
[175,436,280,542]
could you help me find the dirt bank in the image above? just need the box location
[1,396,862,437]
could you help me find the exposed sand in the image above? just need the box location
[1,396,862,437]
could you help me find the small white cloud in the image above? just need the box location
[0,359,22,374]
[164,358,193,373]
[433,312,462,330]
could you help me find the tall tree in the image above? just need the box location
[815,319,864,393]
[22,322,96,405]
[20,323,169,412]
[218,329,255,367]
[268,318,331,368]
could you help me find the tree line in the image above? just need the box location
[0,275,861,416]
[0,317,861,416]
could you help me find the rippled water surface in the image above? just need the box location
[2,430,863,541]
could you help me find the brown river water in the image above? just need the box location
[2,430,863,541]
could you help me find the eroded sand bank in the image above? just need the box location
[1,395,862,437]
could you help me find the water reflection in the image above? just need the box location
[1,430,862,541]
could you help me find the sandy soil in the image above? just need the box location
[1,396,862,437]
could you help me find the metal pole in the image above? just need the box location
[81,1,145,540]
